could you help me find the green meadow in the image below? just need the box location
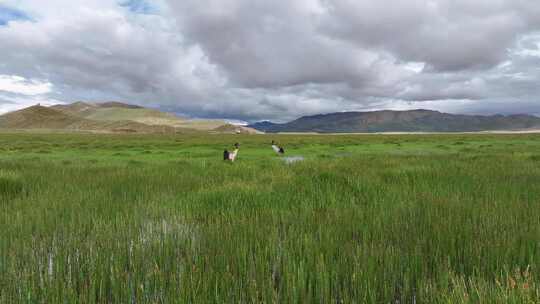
[0,132,539,303]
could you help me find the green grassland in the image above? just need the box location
[0,133,539,303]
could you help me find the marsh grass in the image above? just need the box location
[0,133,539,303]
[0,169,24,200]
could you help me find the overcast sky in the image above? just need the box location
[1,0,540,122]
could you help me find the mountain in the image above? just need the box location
[0,102,231,133]
[96,101,143,109]
[248,121,278,133]
[6,104,538,134]
[248,110,540,133]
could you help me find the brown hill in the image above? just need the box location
[51,102,98,117]
[0,102,260,134]
[0,105,179,133]
[51,101,228,131]
[0,105,84,129]
[97,101,143,109]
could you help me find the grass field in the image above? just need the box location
[0,133,539,303]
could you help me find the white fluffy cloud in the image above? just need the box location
[0,75,52,96]
[1,0,540,121]
[0,74,56,114]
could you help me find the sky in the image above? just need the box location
[0,0,540,122]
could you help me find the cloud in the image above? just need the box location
[119,0,157,14]
[318,0,540,72]
[0,92,63,115]
[0,0,539,121]
[0,75,52,95]
[164,0,540,119]
[0,74,58,114]
[0,4,31,25]
[0,2,224,108]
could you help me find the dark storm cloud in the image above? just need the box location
[0,0,540,120]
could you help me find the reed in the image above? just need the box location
[0,133,538,303]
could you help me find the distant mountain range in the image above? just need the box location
[3,104,538,134]
[248,110,540,133]
[0,102,258,134]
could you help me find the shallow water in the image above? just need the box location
[282,156,304,164]
[335,152,353,157]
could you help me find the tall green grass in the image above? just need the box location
[0,133,539,303]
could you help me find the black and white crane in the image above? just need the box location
[271,140,285,155]
[223,143,240,162]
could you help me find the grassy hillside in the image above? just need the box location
[84,107,178,122]
[0,103,228,133]
[53,102,185,124]
[0,105,185,133]
[50,101,99,117]
[85,108,230,131]
[0,105,85,129]
[0,133,539,303]
[52,102,229,131]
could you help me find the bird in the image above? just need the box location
[224,143,240,162]
[271,140,285,155]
